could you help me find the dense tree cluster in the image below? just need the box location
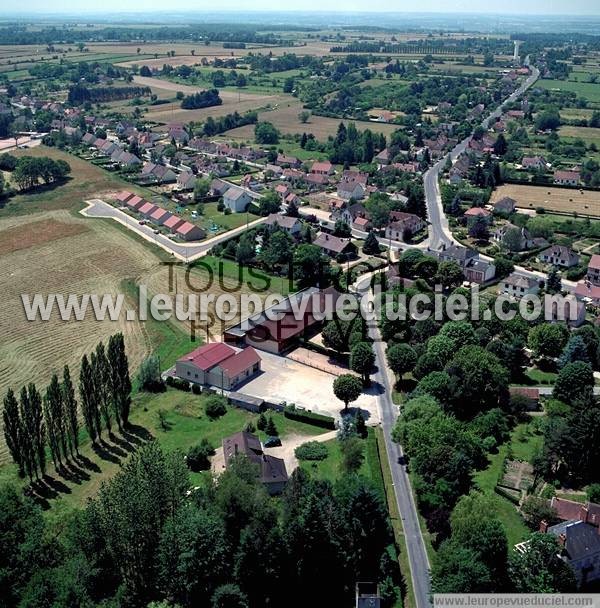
[180,89,222,110]
[10,156,71,191]
[0,442,397,607]
[68,84,151,104]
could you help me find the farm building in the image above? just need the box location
[224,287,343,355]
[175,342,261,390]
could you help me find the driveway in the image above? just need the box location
[238,351,380,425]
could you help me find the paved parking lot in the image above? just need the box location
[238,351,381,425]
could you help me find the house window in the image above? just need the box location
[187,371,190,376]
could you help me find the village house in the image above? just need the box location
[313,233,357,259]
[522,156,547,171]
[176,170,196,191]
[175,342,261,390]
[537,518,600,586]
[492,196,517,214]
[538,245,580,268]
[223,187,253,213]
[140,162,177,184]
[546,298,586,328]
[222,431,288,495]
[575,280,600,306]
[587,255,600,286]
[125,195,145,211]
[149,207,172,226]
[337,174,367,201]
[434,245,495,284]
[305,173,329,189]
[310,160,334,175]
[138,202,158,219]
[115,191,135,205]
[374,148,392,166]
[493,223,535,251]
[276,153,301,168]
[385,212,425,241]
[464,207,493,223]
[265,214,301,236]
[164,215,185,234]
[210,178,230,197]
[499,273,540,299]
[554,169,580,186]
[175,221,206,241]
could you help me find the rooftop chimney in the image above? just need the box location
[539,520,549,534]
[558,533,567,548]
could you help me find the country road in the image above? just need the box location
[353,270,432,608]
[423,66,541,251]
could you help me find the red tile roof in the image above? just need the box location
[164,215,185,230]
[116,191,134,203]
[138,202,157,215]
[176,221,198,235]
[150,207,170,221]
[218,346,260,377]
[127,195,144,209]
[589,254,600,271]
[179,342,236,371]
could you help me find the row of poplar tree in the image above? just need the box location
[2,333,131,482]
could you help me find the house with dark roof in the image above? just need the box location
[385,212,425,242]
[175,342,261,390]
[434,245,496,284]
[222,431,288,494]
[539,519,600,585]
[538,245,580,268]
[313,233,357,259]
[265,213,301,235]
[493,197,517,214]
[499,273,540,299]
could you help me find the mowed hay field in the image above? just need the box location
[491,184,600,217]
[0,209,160,463]
[225,101,401,141]
[133,75,290,125]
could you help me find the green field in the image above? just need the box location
[538,78,600,103]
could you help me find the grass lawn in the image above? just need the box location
[523,367,558,386]
[473,423,541,547]
[193,255,296,295]
[2,146,152,217]
[201,202,261,231]
[4,386,329,524]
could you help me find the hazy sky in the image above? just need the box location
[2,0,599,15]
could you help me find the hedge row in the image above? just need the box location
[283,407,335,430]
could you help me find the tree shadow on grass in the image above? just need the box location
[74,453,102,474]
[123,423,154,443]
[91,441,122,465]
[57,460,91,485]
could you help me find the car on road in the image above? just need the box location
[153,229,160,235]
[138,220,146,225]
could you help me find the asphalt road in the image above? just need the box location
[82,198,267,262]
[354,272,432,608]
[423,66,541,251]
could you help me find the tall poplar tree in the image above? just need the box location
[93,343,112,434]
[62,365,79,457]
[79,354,100,443]
[3,388,23,476]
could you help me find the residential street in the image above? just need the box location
[81,198,267,262]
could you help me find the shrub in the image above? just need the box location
[186,438,215,471]
[283,405,335,430]
[295,441,329,461]
[205,394,227,419]
[170,377,190,392]
[264,436,281,448]
[138,354,163,391]
[191,384,201,395]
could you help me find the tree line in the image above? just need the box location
[2,333,131,481]
[67,83,151,105]
[201,111,257,137]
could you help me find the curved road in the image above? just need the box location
[423,66,541,251]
